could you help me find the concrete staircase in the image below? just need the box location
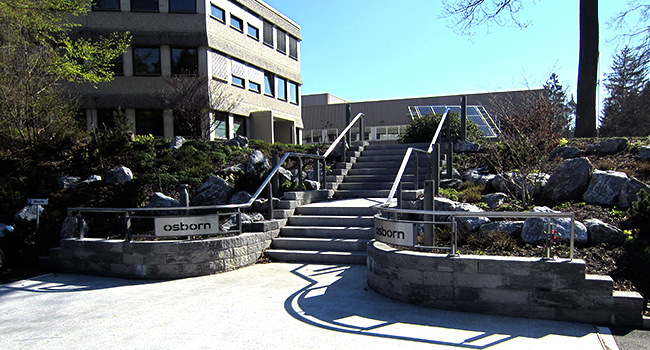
[266,142,433,265]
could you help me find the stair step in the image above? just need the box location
[334,189,422,199]
[288,215,374,226]
[264,249,367,265]
[295,205,378,216]
[272,237,370,251]
[362,143,429,150]
[280,226,374,239]
[338,182,422,190]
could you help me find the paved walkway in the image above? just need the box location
[0,263,618,349]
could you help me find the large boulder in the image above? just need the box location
[542,158,593,203]
[616,177,650,209]
[221,212,264,231]
[246,150,271,179]
[481,192,508,209]
[639,146,650,161]
[454,141,481,153]
[433,197,489,232]
[465,168,496,187]
[549,146,585,160]
[521,207,588,244]
[146,192,181,216]
[278,167,293,183]
[583,170,629,206]
[584,219,627,245]
[14,205,45,223]
[225,135,249,148]
[169,136,185,149]
[478,221,525,238]
[586,138,628,155]
[217,164,245,177]
[105,166,133,184]
[229,191,252,205]
[190,176,234,206]
[58,177,81,190]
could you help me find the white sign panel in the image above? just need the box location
[28,198,48,205]
[374,217,416,247]
[155,216,219,237]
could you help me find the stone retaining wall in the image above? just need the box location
[43,222,282,280]
[367,241,644,327]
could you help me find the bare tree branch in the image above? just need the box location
[441,0,532,37]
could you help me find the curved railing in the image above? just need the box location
[322,112,365,158]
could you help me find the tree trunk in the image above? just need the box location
[575,0,599,138]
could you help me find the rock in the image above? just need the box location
[190,176,234,206]
[225,135,249,148]
[549,146,585,160]
[169,136,185,149]
[217,164,245,177]
[58,177,81,190]
[465,168,496,187]
[492,172,548,199]
[521,207,588,244]
[454,141,481,153]
[325,140,348,161]
[229,191,252,205]
[105,166,133,184]
[587,138,628,155]
[584,219,627,245]
[583,170,629,206]
[291,169,307,182]
[304,179,320,191]
[278,167,293,183]
[146,192,180,215]
[60,215,89,239]
[14,205,45,223]
[542,158,593,203]
[73,175,103,189]
[440,179,462,189]
[479,221,525,238]
[221,212,265,231]
[252,197,279,213]
[616,177,650,209]
[639,146,650,161]
[306,169,326,181]
[481,192,508,209]
[433,197,489,232]
[246,150,270,179]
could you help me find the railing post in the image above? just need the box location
[125,212,131,242]
[314,152,320,184]
[360,113,365,143]
[321,158,327,191]
[446,142,453,180]
[345,104,352,146]
[414,153,419,191]
[298,157,303,191]
[424,180,435,247]
[272,151,279,195]
[180,184,189,216]
[267,183,273,220]
[433,145,440,196]
[451,219,459,256]
[461,96,467,142]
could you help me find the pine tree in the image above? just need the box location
[600,47,649,136]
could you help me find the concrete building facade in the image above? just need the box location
[72,0,302,143]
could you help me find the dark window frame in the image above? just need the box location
[276,29,286,54]
[230,14,244,32]
[135,109,164,137]
[169,0,196,13]
[263,21,274,48]
[247,24,259,40]
[277,76,287,101]
[289,36,298,60]
[92,0,121,11]
[171,47,199,76]
[232,75,245,88]
[264,72,274,97]
[210,4,225,22]
[289,81,299,105]
[110,54,124,76]
[249,81,261,93]
[131,0,159,12]
[132,47,161,76]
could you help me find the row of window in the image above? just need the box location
[96,109,246,139]
[231,70,299,105]
[209,3,298,60]
[93,0,196,13]
[111,47,198,76]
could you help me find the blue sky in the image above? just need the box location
[268,0,627,115]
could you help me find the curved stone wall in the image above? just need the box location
[367,240,643,327]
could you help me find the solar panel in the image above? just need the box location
[409,105,500,138]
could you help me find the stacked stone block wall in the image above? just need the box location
[367,241,643,327]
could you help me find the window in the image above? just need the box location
[263,21,274,47]
[264,72,274,96]
[249,81,261,93]
[171,48,198,75]
[233,116,246,136]
[92,0,120,10]
[96,109,120,129]
[210,4,225,22]
[232,75,244,88]
[247,24,259,40]
[289,81,298,104]
[230,15,243,32]
[133,47,160,75]
[213,112,228,139]
[289,36,298,60]
[136,110,164,137]
[131,0,158,11]
[169,0,195,13]
[277,77,286,100]
[109,54,123,76]
[276,29,286,54]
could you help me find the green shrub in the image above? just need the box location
[630,190,650,242]
[398,112,486,144]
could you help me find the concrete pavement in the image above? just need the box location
[0,263,620,349]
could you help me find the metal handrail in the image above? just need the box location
[381,108,451,206]
[374,206,576,260]
[67,151,325,240]
[322,112,365,158]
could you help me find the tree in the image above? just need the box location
[441,0,599,138]
[600,46,650,136]
[155,75,240,139]
[0,0,130,150]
